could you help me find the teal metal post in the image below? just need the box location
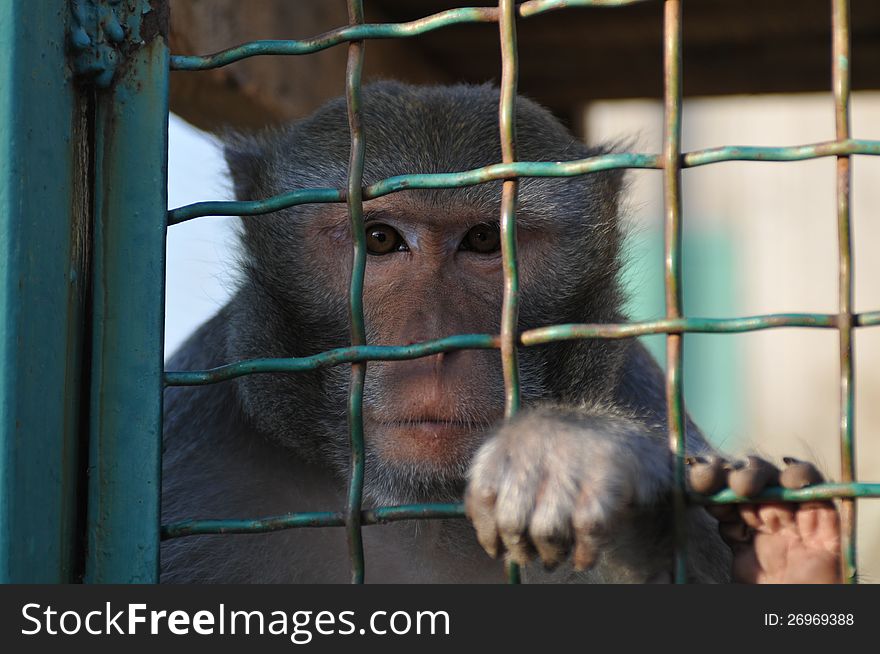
[84,4,170,583]
[0,0,91,583]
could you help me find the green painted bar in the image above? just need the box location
[518,0,653,16]
[167,140,880,224]
[164,335,499,385]
[163,313,880,386]
[662,0,688,584]
[363,503,467,524]
[698,483,880,505]
[859,312,880,327]
[169,0,654,71]
[162,512,347,538]
[163,504,468,540]
[498,0,523,585]
[344,0,368,585]
[832,0,857,584]
[498,0,523,421]
[167,188,342,225]
[85,26,170,582]
[170,7,497,70]
[0,0,89,583]
[159,483,880,540]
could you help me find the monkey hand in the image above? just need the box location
[687,455,842,583]
[465,407,673,571]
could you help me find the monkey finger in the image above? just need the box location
[572,530,599,572]
[495,483,538,565]
[719,520,754,544]
[465,487,503,558]
[528,485,575,570]
[498,526,536,566]
[686,455,729,495]
[530,532,572,571]
[780,457,825,489]
[737,504,764,531]
[728,455,780,497]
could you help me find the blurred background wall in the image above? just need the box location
[587,92,880,580]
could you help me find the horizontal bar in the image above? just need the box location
[168,188,342,225]
[167,139,880,224]
[362,503,467,524]
[164,313,880,386]
[165,334,499,385]
[162,504,466,538]
[161,483,880,539]
[522,314,841,342]
[169,1,654,71]
[696,482,880,505]
[161,512,345,538]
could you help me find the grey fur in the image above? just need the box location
[162,81,730,583]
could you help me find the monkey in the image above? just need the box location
[161,81,842,583]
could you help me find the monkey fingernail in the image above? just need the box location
[780,459,824,489]
[573,541,597,572]
[479,537,501,559]
[687,455,728,495]
[499,531,535,565]
[532,535,570,571]
[728,455,779,497]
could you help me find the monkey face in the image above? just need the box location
[296,193,566,477]
[225,83,628,503]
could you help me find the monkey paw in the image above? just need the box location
[465,409,665,571]
[688,456,842,584]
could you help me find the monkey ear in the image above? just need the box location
[222,132,266,201]
[593,139,631,204]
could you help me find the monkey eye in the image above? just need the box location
[460,223,501,254]
[365,223,407,255]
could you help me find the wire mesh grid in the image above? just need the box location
[162,0,880,584]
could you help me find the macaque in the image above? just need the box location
[162,82,841,583]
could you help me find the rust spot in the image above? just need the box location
[141,0,170,45]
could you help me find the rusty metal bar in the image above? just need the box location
[168,0,655,71]
[498,0,523,585]
[168,139,880,225]
[344,0,367,585]
[498,0,522,422]
[832,0,857,584]
[85,20,170,583]
[160,483,880,540]
[165,313,880,386]
[663,0,688,585]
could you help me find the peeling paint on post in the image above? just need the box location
[85,0,169,583]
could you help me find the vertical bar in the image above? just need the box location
[85,18,170,582]
[832,0,857,584]
[663,0,688,584]
[498,0,523,584]
[0,0,90,582]
[344,0,367,585]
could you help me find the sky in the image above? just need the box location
[165,114,238,358]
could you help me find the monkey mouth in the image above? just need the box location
[387,418,476,428]
[365,416,485,467]
[377,418,479,438]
